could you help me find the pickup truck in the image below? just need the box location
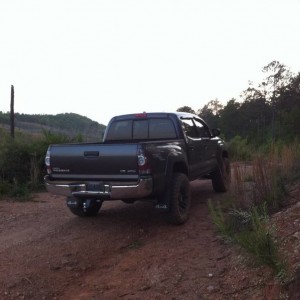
[44,112,230,224]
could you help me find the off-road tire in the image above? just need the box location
[165,173,191,225]
[68,199,103,217]
[212,157,231,193]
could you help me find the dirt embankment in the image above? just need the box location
[0,179,299,300]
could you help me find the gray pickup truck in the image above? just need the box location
[44,112,230,224]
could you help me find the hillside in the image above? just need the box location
[0,112,106,142]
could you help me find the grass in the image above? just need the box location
[208,140,300,279]
[208,200,232,240]
[0,180,32,201]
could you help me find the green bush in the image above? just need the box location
[0,130,82,199]
[209,200,286,277]
[0,180,11,198]
[228,136,253,161]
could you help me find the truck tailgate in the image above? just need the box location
[49,143,139,180]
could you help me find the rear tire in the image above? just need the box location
[67,197,103,217]
[212,157,231,193]
[165,173,191,225]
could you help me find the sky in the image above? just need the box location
[1,0,300,126]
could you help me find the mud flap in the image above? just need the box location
[155,203,168,210]
[155,190,171,211]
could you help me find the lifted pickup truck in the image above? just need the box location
[44,112,230,224]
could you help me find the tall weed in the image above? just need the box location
[209,140,300,277]
[228,136,253,161]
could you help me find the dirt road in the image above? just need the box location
[0,179,296,300]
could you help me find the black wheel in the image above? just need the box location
[165,173,191,225]
[212,157,231,193]
[67,197,103,217]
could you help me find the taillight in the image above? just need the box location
[45,147,51,174]
[135,113,147,118]
[137,146,151,175]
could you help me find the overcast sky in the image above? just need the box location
[1,0,300,125]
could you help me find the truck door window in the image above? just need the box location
[181,119,198,138]
[194,119,210,138]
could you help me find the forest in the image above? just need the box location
[178,60,300,151]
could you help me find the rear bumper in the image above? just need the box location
[44,175,153,199]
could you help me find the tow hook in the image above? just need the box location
[66,198,100,211]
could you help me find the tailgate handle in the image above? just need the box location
[84,151,99,157]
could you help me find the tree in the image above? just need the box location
[262,61,292,100]
[198,99,223,129]
[275,72,300,140]
[218,99,241,139]
[241,81,267,102]
[199,99,223,115]
[176,106,196,114]
[262,61,293,140]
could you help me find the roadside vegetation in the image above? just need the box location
[209,141,300,280]
[0,129,83,200]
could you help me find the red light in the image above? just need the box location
[135,113,147,118]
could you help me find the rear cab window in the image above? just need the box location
[105,118,177,141]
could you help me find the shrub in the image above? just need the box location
[228,136,253,161]
[0,130,82,198]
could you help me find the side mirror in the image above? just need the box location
[211,128,221,137]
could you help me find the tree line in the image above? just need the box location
[178,61,300,145]
[0,112,106,141]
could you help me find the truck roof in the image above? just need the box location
[109,112,205,122]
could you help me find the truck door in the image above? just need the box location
[181,118,205,180]
[193,118,218,174]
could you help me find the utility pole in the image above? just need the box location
[10,85,15,139]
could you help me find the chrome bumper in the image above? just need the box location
[44,175,153,199]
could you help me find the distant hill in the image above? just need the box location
[0,112,106,141]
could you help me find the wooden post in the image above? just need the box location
[10,85,15,139]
